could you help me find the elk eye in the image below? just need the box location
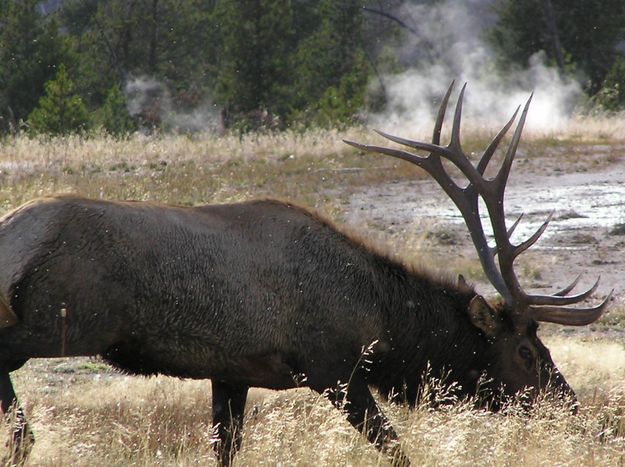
[519,346,533,364]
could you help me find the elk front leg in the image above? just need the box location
[325,375,410,467]
[211,380,249,466]
[1,373,34,465]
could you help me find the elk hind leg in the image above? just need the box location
[1,373,34,465]
[211,380,249,466]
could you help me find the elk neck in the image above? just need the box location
[364,257,489,402]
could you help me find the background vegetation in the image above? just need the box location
[0,0,624,136]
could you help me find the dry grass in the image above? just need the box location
[0,127,422,214]
[1,120,625,465]
[1,114,623,210]
[4,336,625,466]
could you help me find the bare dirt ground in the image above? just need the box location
[344,143,625,320]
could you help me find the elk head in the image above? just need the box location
[345,82,612,406]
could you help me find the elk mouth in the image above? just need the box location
[469,365,578,414]
[472,384,577,414]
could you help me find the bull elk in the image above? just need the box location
[1,83,610,466]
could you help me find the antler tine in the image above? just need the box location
[526,276,600,306]
[477,106,520,176]
[553,274,581,297]
[450,83,468,151]
[372,130,455,161]
[343,137,464,202]
[529,290,613,326]
[512,211,553,258]
[433,81,456,146]
[494,94,532,194]
[372,129,482,187]
[342,140,430,169]
[506,213,524,239]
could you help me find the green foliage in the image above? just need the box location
[212,0,371,129]
[489,0,625,93]
[27,65,89,135]
[214,0,295,127]
[98,85,137,136]
[290,0,370,126]
[0,0,69,132]
[61,0,216,109]
[593,57,625,111]
[315,50,370,127]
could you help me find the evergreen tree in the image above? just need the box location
[215,0,294,127]
[0,0,68,132]
[27,65,89,135]
[315,50,370,126]
[61,0,216,110]
[291,0,370,125]
[489,0,625,93]
[593,57,625,111]
[99,85,137,136]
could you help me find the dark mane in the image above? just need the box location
[254,197,475,297]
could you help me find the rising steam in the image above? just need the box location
[125,77,222,134]
[368,0,583,134]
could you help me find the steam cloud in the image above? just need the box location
[368,0,583,134]
[125,77,221,134]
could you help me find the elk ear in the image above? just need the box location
[467,295,501,337]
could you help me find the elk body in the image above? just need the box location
[1,84,610,466]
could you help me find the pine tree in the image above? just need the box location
[291,0,370,125]
[100,85,136,136]
[489,0,625,93]
[0,0,68,132]
[62,0,217,111]
[28,65,90,135]
[215,0,294,128]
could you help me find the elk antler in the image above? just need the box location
[344,82,611,326]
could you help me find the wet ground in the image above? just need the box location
[345,145,625,308]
